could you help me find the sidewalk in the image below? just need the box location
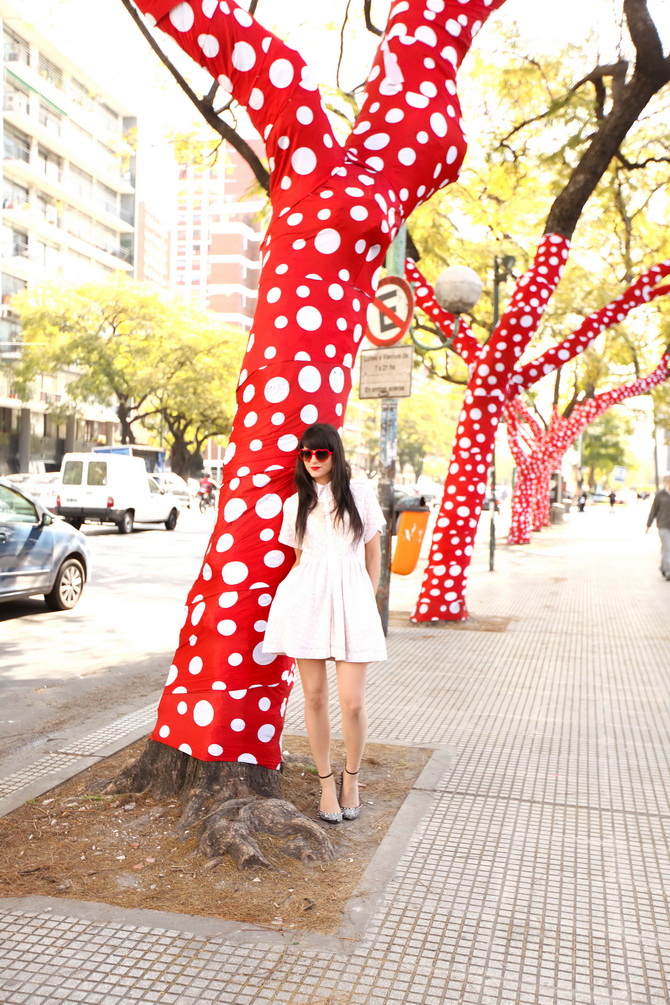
[2,503,670,1004]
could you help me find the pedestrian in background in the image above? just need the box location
[263,423,386,824]
[645,474,670,580]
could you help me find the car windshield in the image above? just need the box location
[0,484,37,523]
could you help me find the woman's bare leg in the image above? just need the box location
[336,661,368,809]
[297,659,340,815]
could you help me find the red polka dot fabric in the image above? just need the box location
[131,0,507,766]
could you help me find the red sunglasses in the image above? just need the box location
[298,448,333,462]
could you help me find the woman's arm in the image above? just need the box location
[292,548,302,569]
[365,533,381,593]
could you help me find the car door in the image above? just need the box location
[0,484,54,597]
[145,476,169,523]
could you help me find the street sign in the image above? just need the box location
[365,275,414,347]
[359,345,414,399]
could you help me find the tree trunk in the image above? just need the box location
[107,739,333,869]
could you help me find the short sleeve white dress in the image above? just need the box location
[262,480,387,663]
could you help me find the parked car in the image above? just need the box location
[56,452,180,533]
[153,471,193,508]
[5,472,60,512]
[0,477,91,610]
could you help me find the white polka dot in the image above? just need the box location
[297,306,322,331]
[191,601,206,626]
[179,743,192,755]
[300,404,318,423]
[253,642,277,665]
[188,656,203,675]
[258,593,273,607]
[364,132,390,150]
[271,412,285,425]
[254,620,267,632]
[166,664,178,686]
[177,701,188,715]
[287,212,303,226]
[267,286,281,303]
[329,367,345,392]
[238,753,258,764]
[216,533,234,552]
[228,653,243,667]
[169,3,195,31]
[217,619,237,636]
[264,376,290,402]
[297,285,310,298]
[274,316,288,329]
[296,106,313,124]
[255,493,283,519]
[231,40,256,71]
[278,433,299,451]
[398,147,416,165]
[291,147,317,175]
[159,725,170,738]
[218,591,238,608]
[229,689,247,699]
[244,411,258,427]
[222,561,248,585]
[194,700,214,727]
[224,498,247,522]
[259,697,272,711]
[258,724,276,743]
[208,744,223,756]
[386,108,404,123]
[298,365,321,392]
[231,718,246,732]
[270,58,294,88]
[314,229,341,254]
[249,87,264,109]
[264,550,285,568]
[197,33,219,57]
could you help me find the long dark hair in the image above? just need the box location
[294,423,364,545]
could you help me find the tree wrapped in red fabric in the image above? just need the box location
[506,350,670,545]
[408,0,670,620]
[406,254,670,609]
[121,0,506,774]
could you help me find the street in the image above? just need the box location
[0,507,214,776]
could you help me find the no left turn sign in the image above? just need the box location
[365,275,414,347]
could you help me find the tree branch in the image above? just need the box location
[118,0,270,192]
[363,0,382,36]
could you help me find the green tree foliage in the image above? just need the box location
[581,410,634,488]
[11,276,245,477]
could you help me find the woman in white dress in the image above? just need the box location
[263,423,387,823]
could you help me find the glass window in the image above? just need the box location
[148,478,161,495]
[87,461,107,486]
[3,180,28,209]
[0,484,37,524]
[39,103,62,135]
[3,126,30,163]
[62,461,83,485]
[3,28,30,67]
[38,54,63,89]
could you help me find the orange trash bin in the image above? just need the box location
[391,504,430,576]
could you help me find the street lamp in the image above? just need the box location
[434,265,482,336]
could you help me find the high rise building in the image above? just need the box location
[174,146,264,329]
[0,0,138,473]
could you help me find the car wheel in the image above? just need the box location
[165,508,178,531]
[118,510,134,534]
[44,557,85,611]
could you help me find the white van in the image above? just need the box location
[56,452,180,534]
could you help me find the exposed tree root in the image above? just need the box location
[106,739,334,869]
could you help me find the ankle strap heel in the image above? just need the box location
[340,768,362,821]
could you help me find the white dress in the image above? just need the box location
[262,480,387,663]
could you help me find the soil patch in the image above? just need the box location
[0,736,430,934]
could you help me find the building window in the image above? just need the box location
[3,28,30,67]
[37,145,62,183]
[39,103,62,136]
[38,54,63,89]
[70,164,93,201]
[3,126,30,163]
[4,80,30,116]
[3,180,29,210]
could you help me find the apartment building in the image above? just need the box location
[175,144,264,329]
[0,0,138,473]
